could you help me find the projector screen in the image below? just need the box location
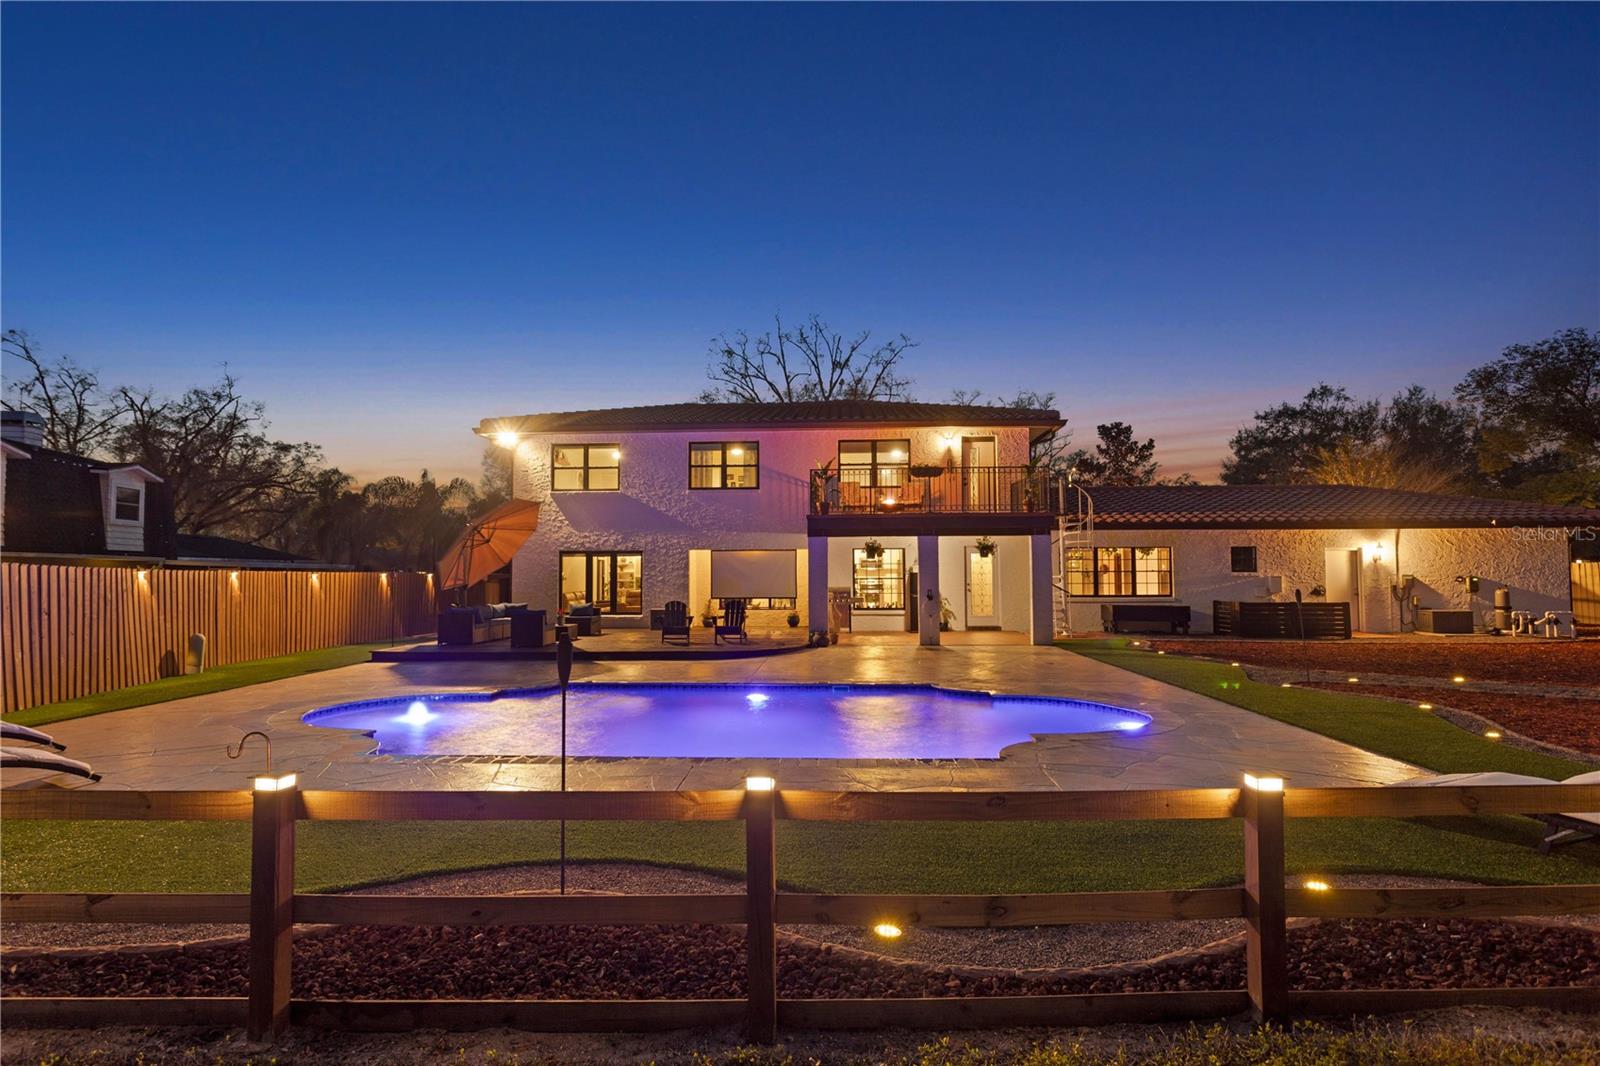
[711,550,798,599]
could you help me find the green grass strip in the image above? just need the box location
[7,642,392,728]
[1059,638,1593,780]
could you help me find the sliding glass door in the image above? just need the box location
[559,551,643,614]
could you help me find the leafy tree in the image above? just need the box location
[1070,422,1160,486]
[701,314,916,403]
[2,330,122,455]
[1456,327,1599,506]
[113,371,327,539]
[1221,384,1381,484]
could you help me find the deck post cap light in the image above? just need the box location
[1242,773,1284,793]
[254,772,297,792]
[745,775,776,792]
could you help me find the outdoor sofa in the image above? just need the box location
[437,602,531,645]
[1100,603,1191,635]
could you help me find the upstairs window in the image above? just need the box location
[1231,546,1259,573]
[114,485,143,522]
[690,442,759,489]
[552,444,621,491]
[838,439,910,489]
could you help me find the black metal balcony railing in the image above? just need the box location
[809,464,1055,515]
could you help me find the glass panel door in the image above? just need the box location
[965,546,998,626]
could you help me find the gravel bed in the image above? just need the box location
[7,864,1600,981]
[6,914,1600,1000]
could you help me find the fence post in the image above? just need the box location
[248,772,297,1041]
[744,776,778,1043]
[1242,773,1287,1023]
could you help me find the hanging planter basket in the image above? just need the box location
[975,536,998,558]
[863,538,884,560]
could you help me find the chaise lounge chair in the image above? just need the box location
[660,600,692,645]
[1,722,67,751]
[0,746,101,782]
[715,599,749,645]
[1395,770,1600,852]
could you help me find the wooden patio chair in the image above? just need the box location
[661,600,692,645]
[715,598,749,645]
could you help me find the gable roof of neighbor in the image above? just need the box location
[479,400,1065,440]
[1085,484,1600,530]
[1,442,178,556]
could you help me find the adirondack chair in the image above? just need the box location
[715,598,749,645]
[661,600,692,644]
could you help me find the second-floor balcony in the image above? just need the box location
[811,464,1059,515]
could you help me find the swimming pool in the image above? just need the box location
[303,683,1150,760]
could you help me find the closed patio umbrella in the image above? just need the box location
[437,499,541,594]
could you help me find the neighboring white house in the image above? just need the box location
[475,402,1600,641]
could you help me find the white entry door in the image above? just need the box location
[965,547,999,628]
[1324,548,1362,632]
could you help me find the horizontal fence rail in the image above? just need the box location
[1,562,435,713]
[2,782,1598,1041]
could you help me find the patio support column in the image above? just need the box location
[917,533,941,646]
[1029,531,1054,646]
[807,536,829,643]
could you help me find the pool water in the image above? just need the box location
[303,683,1150,760]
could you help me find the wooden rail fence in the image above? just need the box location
[2,781,1598,1040]
[1,563,435,713]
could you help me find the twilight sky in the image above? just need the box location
[3,3,1596,484]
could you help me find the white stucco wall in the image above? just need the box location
[1060,526,1575,635]
[506,422,1036,627]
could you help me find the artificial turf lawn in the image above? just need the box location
[6,643,392,728]
[1058,637,1595,780]
[3,808,1597,895]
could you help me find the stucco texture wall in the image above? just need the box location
[1062,526,1573,635]
[506,422,1035,626]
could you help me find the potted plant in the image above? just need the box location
[975,535,997,558]
[863,537,884,560]
[811,459,837,514]
[785,611,801,628]
[939,596,956,632]
[701,599,718,627]
[909,462,944,479]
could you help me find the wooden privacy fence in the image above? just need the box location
[1576,561,1600,628]
[3,781,1599,1040]
[1,563,436,713]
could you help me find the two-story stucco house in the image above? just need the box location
[478,400,1066,646]
[477,400,1600,640]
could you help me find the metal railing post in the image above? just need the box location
[247,772,297,1040]
[1242,773,1288,1023]
[744,776,778,1043]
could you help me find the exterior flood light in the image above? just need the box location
[745,776,776,792]
[1243,773,1284,793]
[872,922,904,939]
[254,772,297,792]
[1303,879,1331,892]
[494,430,520,448]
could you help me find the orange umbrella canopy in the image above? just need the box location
[438,499,540,590]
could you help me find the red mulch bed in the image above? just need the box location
[5,919,1598,999]
[1306,683,1600,758]
[1153,638,1600,690]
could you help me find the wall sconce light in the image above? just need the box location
[611,448,623,461]
[494,430,520,449]
[1368,542,1385,562]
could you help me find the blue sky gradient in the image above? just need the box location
[4,3,1596,482]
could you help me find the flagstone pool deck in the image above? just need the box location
[1,644,1417,793]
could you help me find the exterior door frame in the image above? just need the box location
[961,436,997,510]
[965,545,1000,629]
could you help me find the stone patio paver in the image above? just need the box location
[1,645,1417,792]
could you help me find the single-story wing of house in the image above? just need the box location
[1067,483,1600,636]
